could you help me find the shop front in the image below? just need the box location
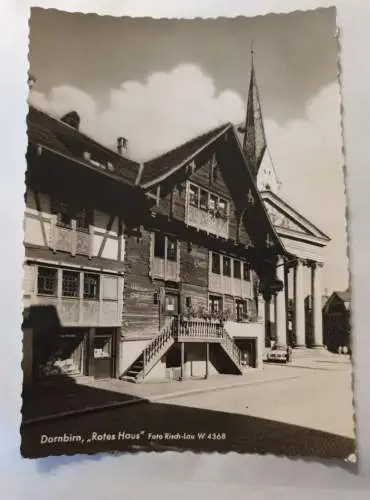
[32,326,117,381]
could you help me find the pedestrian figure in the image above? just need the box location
[286,345,292,363]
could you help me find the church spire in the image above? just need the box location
[240,44,267,179]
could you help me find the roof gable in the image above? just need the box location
[27,105,141,186]
[323,290,351,313]
[139,124,231,187]
[139,123,287,261]
[261,190,330,242]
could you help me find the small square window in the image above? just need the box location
[37,266,57,296]
[84,273,100,299]
[62,270,80,298]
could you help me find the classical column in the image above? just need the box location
[294,259,306,348]
[312,262,324,348]
[264,298,272,347]
[284,264,290,344]
[275,258,287,347]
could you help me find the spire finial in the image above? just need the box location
[251,39,255,65]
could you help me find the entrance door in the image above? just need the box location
[164,292,179,316]
[93,332,113,379]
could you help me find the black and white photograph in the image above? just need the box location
[21,6,354,461]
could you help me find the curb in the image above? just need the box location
[21,374,299,427]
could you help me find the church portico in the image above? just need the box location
[260,190,330,350]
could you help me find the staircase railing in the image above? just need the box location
[142,318,175,375]
[220,329,243,368]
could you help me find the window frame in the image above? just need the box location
[209,294,223,314]
[188,182,229,219]
[37,266,58,296]
[83,272,100,300]
[62,269,80,298]
[223,256,231,277]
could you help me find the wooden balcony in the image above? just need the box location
[186,204,229,239]
[52,221,92,257]
[152,256,179,282]
[175,318,224,342]
[209,272,253,298]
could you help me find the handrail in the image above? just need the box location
[143,318,175,374]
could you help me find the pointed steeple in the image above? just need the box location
[239,45,267,179]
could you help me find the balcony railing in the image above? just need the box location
[186,204,229,239]
[51,219,92,257]
[32,295,121,327]
[152,257,179,281]
[176,318,224,340]
[209,272,253,298]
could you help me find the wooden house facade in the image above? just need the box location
[23,105,287,386]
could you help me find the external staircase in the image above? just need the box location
[121,317,245,383]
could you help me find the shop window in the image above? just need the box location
[83,273,100,299]
[37,266,58,296]
[62,270,80,298]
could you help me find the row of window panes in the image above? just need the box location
[37,266,100,299]
[209,295,252,320]
[189,184,228,217]
[211,253,251,281]
[154,233,178,262]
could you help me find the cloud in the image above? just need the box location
[29,64,245,160]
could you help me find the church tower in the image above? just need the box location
[238,45,282,195]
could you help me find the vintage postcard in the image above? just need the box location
[21,6,355,461]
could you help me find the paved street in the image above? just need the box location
[21,355,355,460]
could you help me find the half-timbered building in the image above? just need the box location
[23,106,146,384]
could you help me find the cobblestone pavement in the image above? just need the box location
[21,355,355,460]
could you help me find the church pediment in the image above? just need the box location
[261,190,330,242]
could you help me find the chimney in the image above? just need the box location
[117,136,128,155]
[61,111,81,130]
[28,74,36,91]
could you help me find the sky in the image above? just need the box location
[28,6,347,295]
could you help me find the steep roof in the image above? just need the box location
[27,105,141,186]
[139,123,231,187]
[335,290,351,303]
[323,289,351,313]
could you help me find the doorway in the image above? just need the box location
[93,330,114,379]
